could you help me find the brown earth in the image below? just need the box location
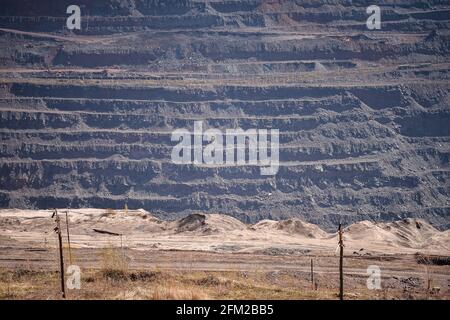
[0,209,449,300]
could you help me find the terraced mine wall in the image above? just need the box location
[0,0,449,230]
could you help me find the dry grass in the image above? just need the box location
[151,285,208,300]
[120,285,209,300]
[100,246,128,279]
[0,264,448,300]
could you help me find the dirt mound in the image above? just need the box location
[427,230,450,250]
[1,209,449,254]
[344,218,444,249]
[204,214,248,232]
[344,221,382,239]
[173,213,247,234]
[380,219,440,248]
[63,208,162,235]
[176,213,206,232]
[253,218,328,238]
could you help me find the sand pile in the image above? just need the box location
[344,221,391,241]
[171,213,248,235]
[64,208,163,235]
[380,219,442,248]
[343,218,447,250]
[427,230,450,251]
[174,213,206,232]
[1,209,449,254]
[253,218,328,238]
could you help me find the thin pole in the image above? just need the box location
[338,223,344,301]
[54,209,66,299]
[310,258,314,290]
[65,211,72,265]
[120,234,125,269]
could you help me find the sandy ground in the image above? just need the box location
[0,208,449,255]
[0,208,449,299]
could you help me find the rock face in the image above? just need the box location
[0,0,449,231]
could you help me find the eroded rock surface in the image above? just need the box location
[0,0,449,231]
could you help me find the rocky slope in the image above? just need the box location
[0,0,449,231]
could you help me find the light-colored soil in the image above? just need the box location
[0,209,449,300]
[1,209,448,254]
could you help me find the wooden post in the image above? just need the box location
[338,223,344,301]
[65,211,72,265]
[310,258,314,290]
[53,209,66,299]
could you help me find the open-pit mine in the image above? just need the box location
[0,0,449,301]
